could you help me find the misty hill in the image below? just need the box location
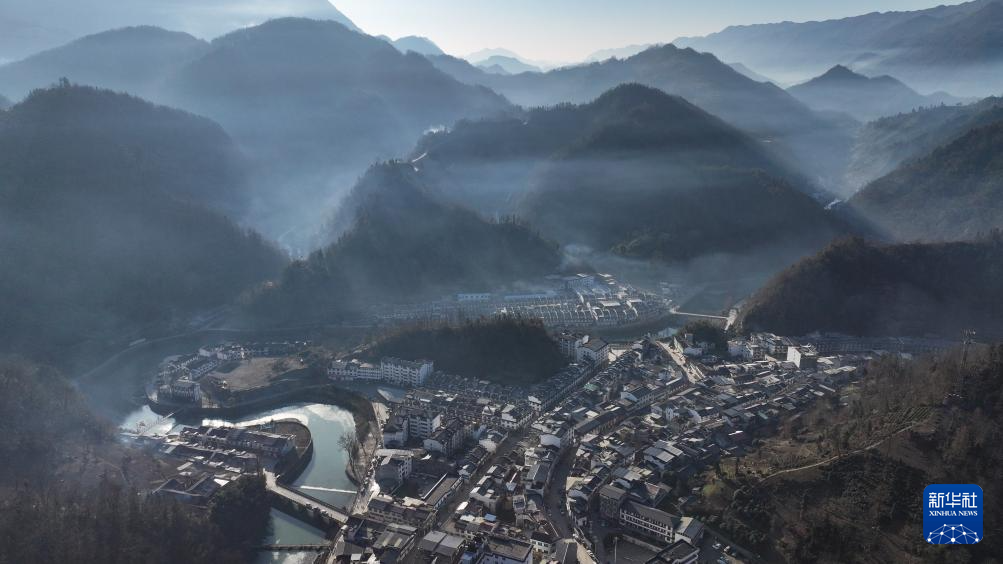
[476,55,541,74]
[727,62,773,84]
[0,93,9,109]
[0,26,209,100]
[849,121,1003,241]
[430,44,856,192]
[845,96,1003,190]
[246,162,560,324]
[384,35,444,56]
[586,44,656,62]
[0,84,286,366]
[787,65,963,122]
[363,317,565,384]
[740,236,1003,338]
[165,18,513,247]
[676,0,1003,96]
[0,0,359,62]
[412,84,849,263]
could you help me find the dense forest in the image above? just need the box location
[740,236,1003,338]
[0,84,286,368]
[850,120,1003,241]
[704,346,1003,562]
[413,84,849,263]
[363,316,566,384]
[0,358,272,564]
[245,163,560,325]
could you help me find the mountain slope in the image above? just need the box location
[849,121,1003,241]
[787,65,963,121]
[410,84,849,264]
[0,26,209,100]
[740,236,1003,338]
[845,96,1003,190]
[0,93,9,109]
[676,0,1003,96]
[431,44,856,194]
[384,35,443,56]
[476,55,541,74]
[247,162,560,324]
[0,84,286,366]
[165,18,513,248]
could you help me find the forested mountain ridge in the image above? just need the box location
[245,162,560,325]
[410,84,850,264]
[845,95,1003,190]
[0,84,286,368]
[787,65,963,122]
[363,317,566,385]
[430,44,856,192]
[849,120,1003,241]
[0,26,209,101]
[740,236,1003,338]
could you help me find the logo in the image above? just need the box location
[924,484,983,545]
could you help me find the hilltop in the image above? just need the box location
[245,162,560,325]
[363,317,566,385]
[787,65,963,122]
[0,84,285,367]
[740,236,1003,338]
[412,84,850,264]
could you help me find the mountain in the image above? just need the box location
[0,26,209,101]
[163,18,513,248]
[409,84,850,264]
[708,346,1003,562]
[849,121,1003,241]
[740,236,1003,338]
[586,44,656,62]
[476,55,541,74]
[675,0,1003,96]
[845,96,1003,190]
[246,162,560,324]
[727,62,774,84]
[0,93,10,109]
[363,317,565,385]
[0,0,359,62]
[0,84,286,366]
[384,35,444,56]
[787,65,964,122]
[430,44,857,194]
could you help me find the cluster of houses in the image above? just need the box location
[126,423,297,506]
[370,273,670,329]
[155,341,310,404]
[330,357,436,387]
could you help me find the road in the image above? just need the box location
[542,446,576,537]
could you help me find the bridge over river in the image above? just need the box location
[265,470,351,526]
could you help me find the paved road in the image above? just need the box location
[542,446,576,537]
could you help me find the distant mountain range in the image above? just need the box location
[0,0,359,62]
[845,96,1003,189]
[676,0,1003,96]
[430,45,856,195]
[0,20,514,249]
[381,35,444,56]
[787,65,965,122]
[740,236,1003,338]
[586,44,656,62]
[849,120,1003,242]
[408,84,850,264]
[476,55,541,75]
[246,162,560,323]
[0,84,285,363]
[0,26,209,101]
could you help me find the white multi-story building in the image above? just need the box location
[381,357,434,387]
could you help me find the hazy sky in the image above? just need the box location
[335,0,968,62]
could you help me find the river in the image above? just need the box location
[80,338,360,564]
